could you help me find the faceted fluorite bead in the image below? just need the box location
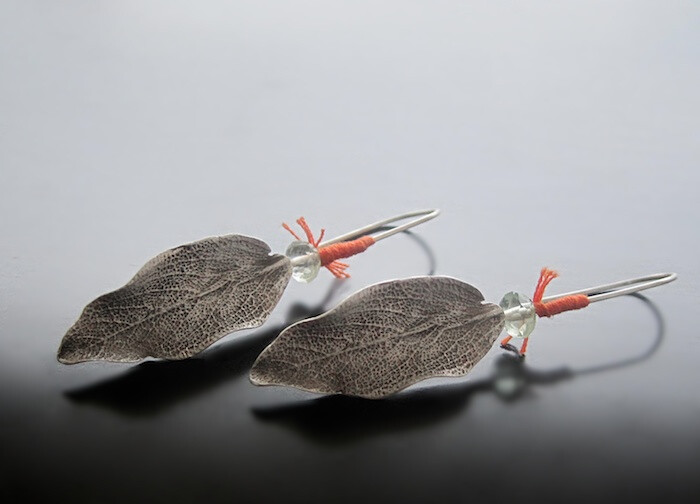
[285,241,321,283]
[499,291,536,339]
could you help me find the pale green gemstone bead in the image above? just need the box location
[499,291,536,339]
[285,241,321,283]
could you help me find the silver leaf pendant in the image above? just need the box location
[250,269,677,398]
[250,276,505,398]
[58,235,292,364]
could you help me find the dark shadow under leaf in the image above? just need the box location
[65,290,342,417]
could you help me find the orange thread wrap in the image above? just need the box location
[318,236,375,266]
[535,294,590,318]
[506,267,591,356]
[532,267,590,318]
[282,217,376,278]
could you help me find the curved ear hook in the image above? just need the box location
[541,272,677,304]
[318,209,441,247]
[284,209,441,279]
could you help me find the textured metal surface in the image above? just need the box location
[250,276,505,398]
[58,235,292,363]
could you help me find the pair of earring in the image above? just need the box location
[58,209,676,399]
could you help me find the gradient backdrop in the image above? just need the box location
[1,1,698,503]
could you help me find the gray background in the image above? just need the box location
[1,1,698,502]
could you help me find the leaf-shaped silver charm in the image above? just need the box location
[58,235,292,363]
[250,276,505,398]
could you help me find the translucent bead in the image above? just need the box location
[499,291,536,339]
[285,241,321,283]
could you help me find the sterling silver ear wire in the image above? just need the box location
[284,209,439,280]
[540,272,677,303]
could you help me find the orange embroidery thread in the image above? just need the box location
[283,217,376,278]
[532,267,590,317]
[501,267,590,353]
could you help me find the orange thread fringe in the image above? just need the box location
[282,217,376,278]
[501,267,590,355]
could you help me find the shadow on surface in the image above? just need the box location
[65,228,437,417]
[252,293,665,445]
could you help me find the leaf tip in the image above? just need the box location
[249,365,271,386]
[57,325,106,364]
[57,336,87,364]
[249,352,283,387]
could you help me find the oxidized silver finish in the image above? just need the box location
[250,276,505,398]
[58,235,292,363]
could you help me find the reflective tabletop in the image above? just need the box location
[1,2,698,503]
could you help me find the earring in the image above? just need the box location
[250,268,676,398]
[57,209,439,364]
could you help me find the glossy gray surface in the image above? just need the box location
[1,1,698,503]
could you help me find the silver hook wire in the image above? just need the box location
[318,209,440,247]
[541,272,677,304]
